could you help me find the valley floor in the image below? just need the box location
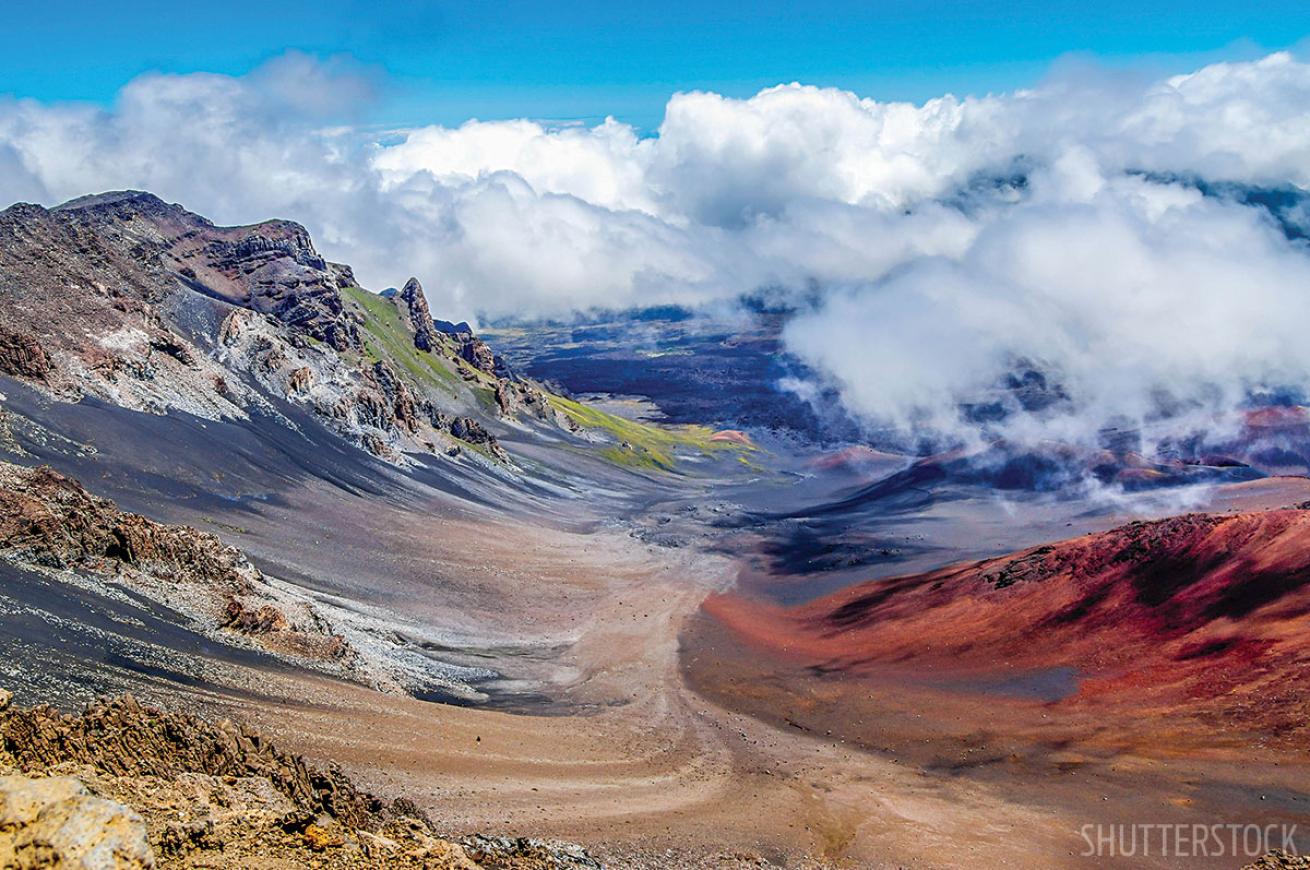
[83,474,1309,869]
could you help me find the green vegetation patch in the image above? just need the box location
[340,286,460,395]
[546,394,747,472]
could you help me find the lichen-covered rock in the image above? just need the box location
[0,774,154,869]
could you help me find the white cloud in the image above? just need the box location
[374,117,658,215]
[2,50,1310,445]
[783,161,1310,445]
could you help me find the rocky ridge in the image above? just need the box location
[0,459,504,697]
[0,460,352,670]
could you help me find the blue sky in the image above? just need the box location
[5,0,1309,129]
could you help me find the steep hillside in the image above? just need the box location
[705,508,1310,739]
[0,191,559,466]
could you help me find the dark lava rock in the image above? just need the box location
[434,319,473,337]
[0,461,256,596]
[459,337,498,374]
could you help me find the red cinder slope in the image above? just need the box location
[705,509,1310,735]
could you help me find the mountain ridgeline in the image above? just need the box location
[0,190,576,467]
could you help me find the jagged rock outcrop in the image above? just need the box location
[0,462,257,588]
[53,191,359,352]
[0,696,401,831]
[369,361,421,435]
[398,277,440,352]
[450,417,510,462]
[493,380,554,422]
[0,693,601,869]
[0,192,348,418]
[459,337,499,375]
[0,189,570,468]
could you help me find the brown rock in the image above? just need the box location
[370,361,420,434]
[459,338,497,374]
[0,697,396,833]
[0,326,52,380]
[1243,852,1310,870]
[288,366,314,394]
[223,599,291,634]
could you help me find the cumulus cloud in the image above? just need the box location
[784,158,1310,446]
[2,50,1310,446]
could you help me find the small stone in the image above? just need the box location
[302,822,346,851]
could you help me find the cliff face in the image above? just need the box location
[51,190,361,351]
[0,191,560,466]
[398,277,439,352]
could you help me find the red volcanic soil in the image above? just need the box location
[704,508,1310,744]
[708,429,753,446]
[1244,405,1310,429]
[805,444,908,472]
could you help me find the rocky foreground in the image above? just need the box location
[0,689,600,869]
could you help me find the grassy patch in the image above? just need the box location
[340,286,460,395]
[547,394,745,472]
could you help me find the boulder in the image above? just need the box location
[0,774,154,869]
[0,327,52,380]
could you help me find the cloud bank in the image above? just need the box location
[3,50,1310,445]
